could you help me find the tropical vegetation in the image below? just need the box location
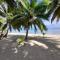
[0,0,60,41]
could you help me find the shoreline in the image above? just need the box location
[8,32,60,38]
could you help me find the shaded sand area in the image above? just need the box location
[0,34,60,60]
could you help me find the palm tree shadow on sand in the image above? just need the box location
[0,35,60,60]
[4,36,60,51]
[2,35,60,52]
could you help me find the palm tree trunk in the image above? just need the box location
[3,30,8,37]
[25,27,29,42]
[0,30,3,40]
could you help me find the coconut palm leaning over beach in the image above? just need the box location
[0,0,51,41]
[10,0,51,41]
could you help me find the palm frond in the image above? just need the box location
[0,22,2,27]
[30,0,37,8]
[2,23,7,31]
[19,0,30,10]
[1,3,7,13]
[47,0,58,17]
[51,6,60,23]
[5,0,17,8]
[8,24,12,32]
[34,18,47,32]
[0,0,4,4]
[0,10,6,17]
[35,3,47,14]
[34,24,37,33]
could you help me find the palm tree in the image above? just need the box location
[0,2,16,39]
[11,0,51,41]
[0,0,51,41]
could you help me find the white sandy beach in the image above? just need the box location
[0,32,60,60]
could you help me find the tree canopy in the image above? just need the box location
[0,0,60,40]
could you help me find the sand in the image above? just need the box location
[0,34,60,60]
